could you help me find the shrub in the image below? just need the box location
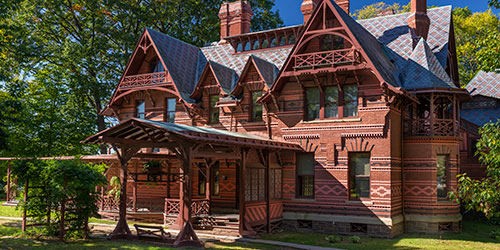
[325,235,342,243]
[490,230,500,240]
[350,235,361,243]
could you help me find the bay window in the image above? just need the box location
[304,84,358,121]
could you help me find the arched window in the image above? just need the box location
[236,43,243,52]
[271,38,278,47]
[288,35,295,45]
[253,40,261,50]
[245,42,251,51]
[262,39,269,49]
[279,36,286,46]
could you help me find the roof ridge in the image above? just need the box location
[356,5,452,22]
[146,28,199,49]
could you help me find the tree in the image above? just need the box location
[453,8,500,85]
[0,0,283,155]
[353,2,410,20]
[489,0,500,8]
[452,121,500,219]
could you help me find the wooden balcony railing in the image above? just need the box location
[405,118,458,137]
[164,198,210,217]
[294,48,360,70]
[120,72,169,88]
[99,196,164,213]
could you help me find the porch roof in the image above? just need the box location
[83,118,302,151]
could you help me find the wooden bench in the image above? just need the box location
[134,224,172,242]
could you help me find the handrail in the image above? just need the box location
[120,71,169,88]
[293,48,360,69]
[164,198,210,216]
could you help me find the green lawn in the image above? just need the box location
[0,205,22,218]
[262,218,500,250]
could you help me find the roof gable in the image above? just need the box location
[402,38,456,90]
[230,55,276,96]
[466,71,500,99]
[190,61,238,99]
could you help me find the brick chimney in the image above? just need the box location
[301,0,321,24]
[335,0,350,14]
[219,1,253,40]
[408,0,430,41]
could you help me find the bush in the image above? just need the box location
[350,235,361,243]
[325,235,342,243]
[490,230,500,240]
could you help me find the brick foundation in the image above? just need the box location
[283,219,404,238]
[405,221,460,234]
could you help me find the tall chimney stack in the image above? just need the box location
[408,0,430,41]
[301,0,321,24]
[335,0,350,14]
[219,1,253,40]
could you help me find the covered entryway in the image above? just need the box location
[83,118,302,247]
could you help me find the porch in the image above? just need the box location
[83,118,301,246]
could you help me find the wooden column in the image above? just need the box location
[5,164,11,202]
[239,149,248,235]
[108,146,139,240]
[174,144,202,248]
[132,182,137,212]
[205,162,211,215]
[430,93,435,136]
[265,150,271,233]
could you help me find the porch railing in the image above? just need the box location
[120,71,169,88]
[405,118,458,137]
[98,196,164,213]
[164,198,210,217]
[294,48,360,70]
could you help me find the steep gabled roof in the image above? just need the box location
[147,29,207,102]
[402,38,456,90]
[331,0,400,87]
[251,56,279,87]
[210,61,239,94]
[465,71,500,99]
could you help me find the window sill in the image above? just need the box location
[345,200,373,206]
[301,117,361,124]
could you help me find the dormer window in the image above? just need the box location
[251,91,263,121]
[209,95,220,124]
[136,100,145,119]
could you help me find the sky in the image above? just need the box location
[273,0,500,26]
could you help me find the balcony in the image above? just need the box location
[405,118,459,137]
[120,71,170,89]
[293,48,361,70]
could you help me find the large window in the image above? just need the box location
[209,95,220,124]
[344,85,358,117]
[136,100,145,119]
[297,153,315,199]
[245,168,266,202]
[165,98,176,123]
[349,153,370,200]
[251,91,263,121]
[437,155,449,199]
[305,85,357,121]
[305,88,321,121]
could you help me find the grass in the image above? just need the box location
[262,217,500,250]
[0,205,22,218]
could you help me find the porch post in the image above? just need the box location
[239,148,248,235]
[6,164,11,202]
[132,181,137,213]
[205,162,211,214]
[174,144,202,248]
[108,146,139,240]
[265,150,271,233]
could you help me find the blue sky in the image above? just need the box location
[273,0,500,26]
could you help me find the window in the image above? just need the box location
[349,153,370,199]
[244,42,251,51]
[297,153,315,198]
[262,39,269,49]
[236,43,243,52]
[271,169,282,200]
[209,95,219,124]
[245,168,265,201]
[343,85,358,117]
[253,40,260,50]
[136,100,145,119]
[152,58,164,73]
[212,164,220,196]
[325,86,339,118]
[199,168,206,195]
[305,88,321,121]
[251,91,263,121]
[437,155,449,199]
[165,98,176,123]
[304,85,358,121]
[271,38,278,47]
[288,35,295,44]
[279,36,286,46]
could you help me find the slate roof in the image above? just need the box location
[402,38,456,89]
[465,71,500,99]
[461,106,500,127]
[209,61,239,94]
[143,3,455,103]
[251,55,280,87]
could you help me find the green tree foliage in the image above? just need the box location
[12,159,107,239]
[452,121,500,219]
[353,2,411,20]
[454,7,500,86]
[489,0,500,8]
[0,0,283,156]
